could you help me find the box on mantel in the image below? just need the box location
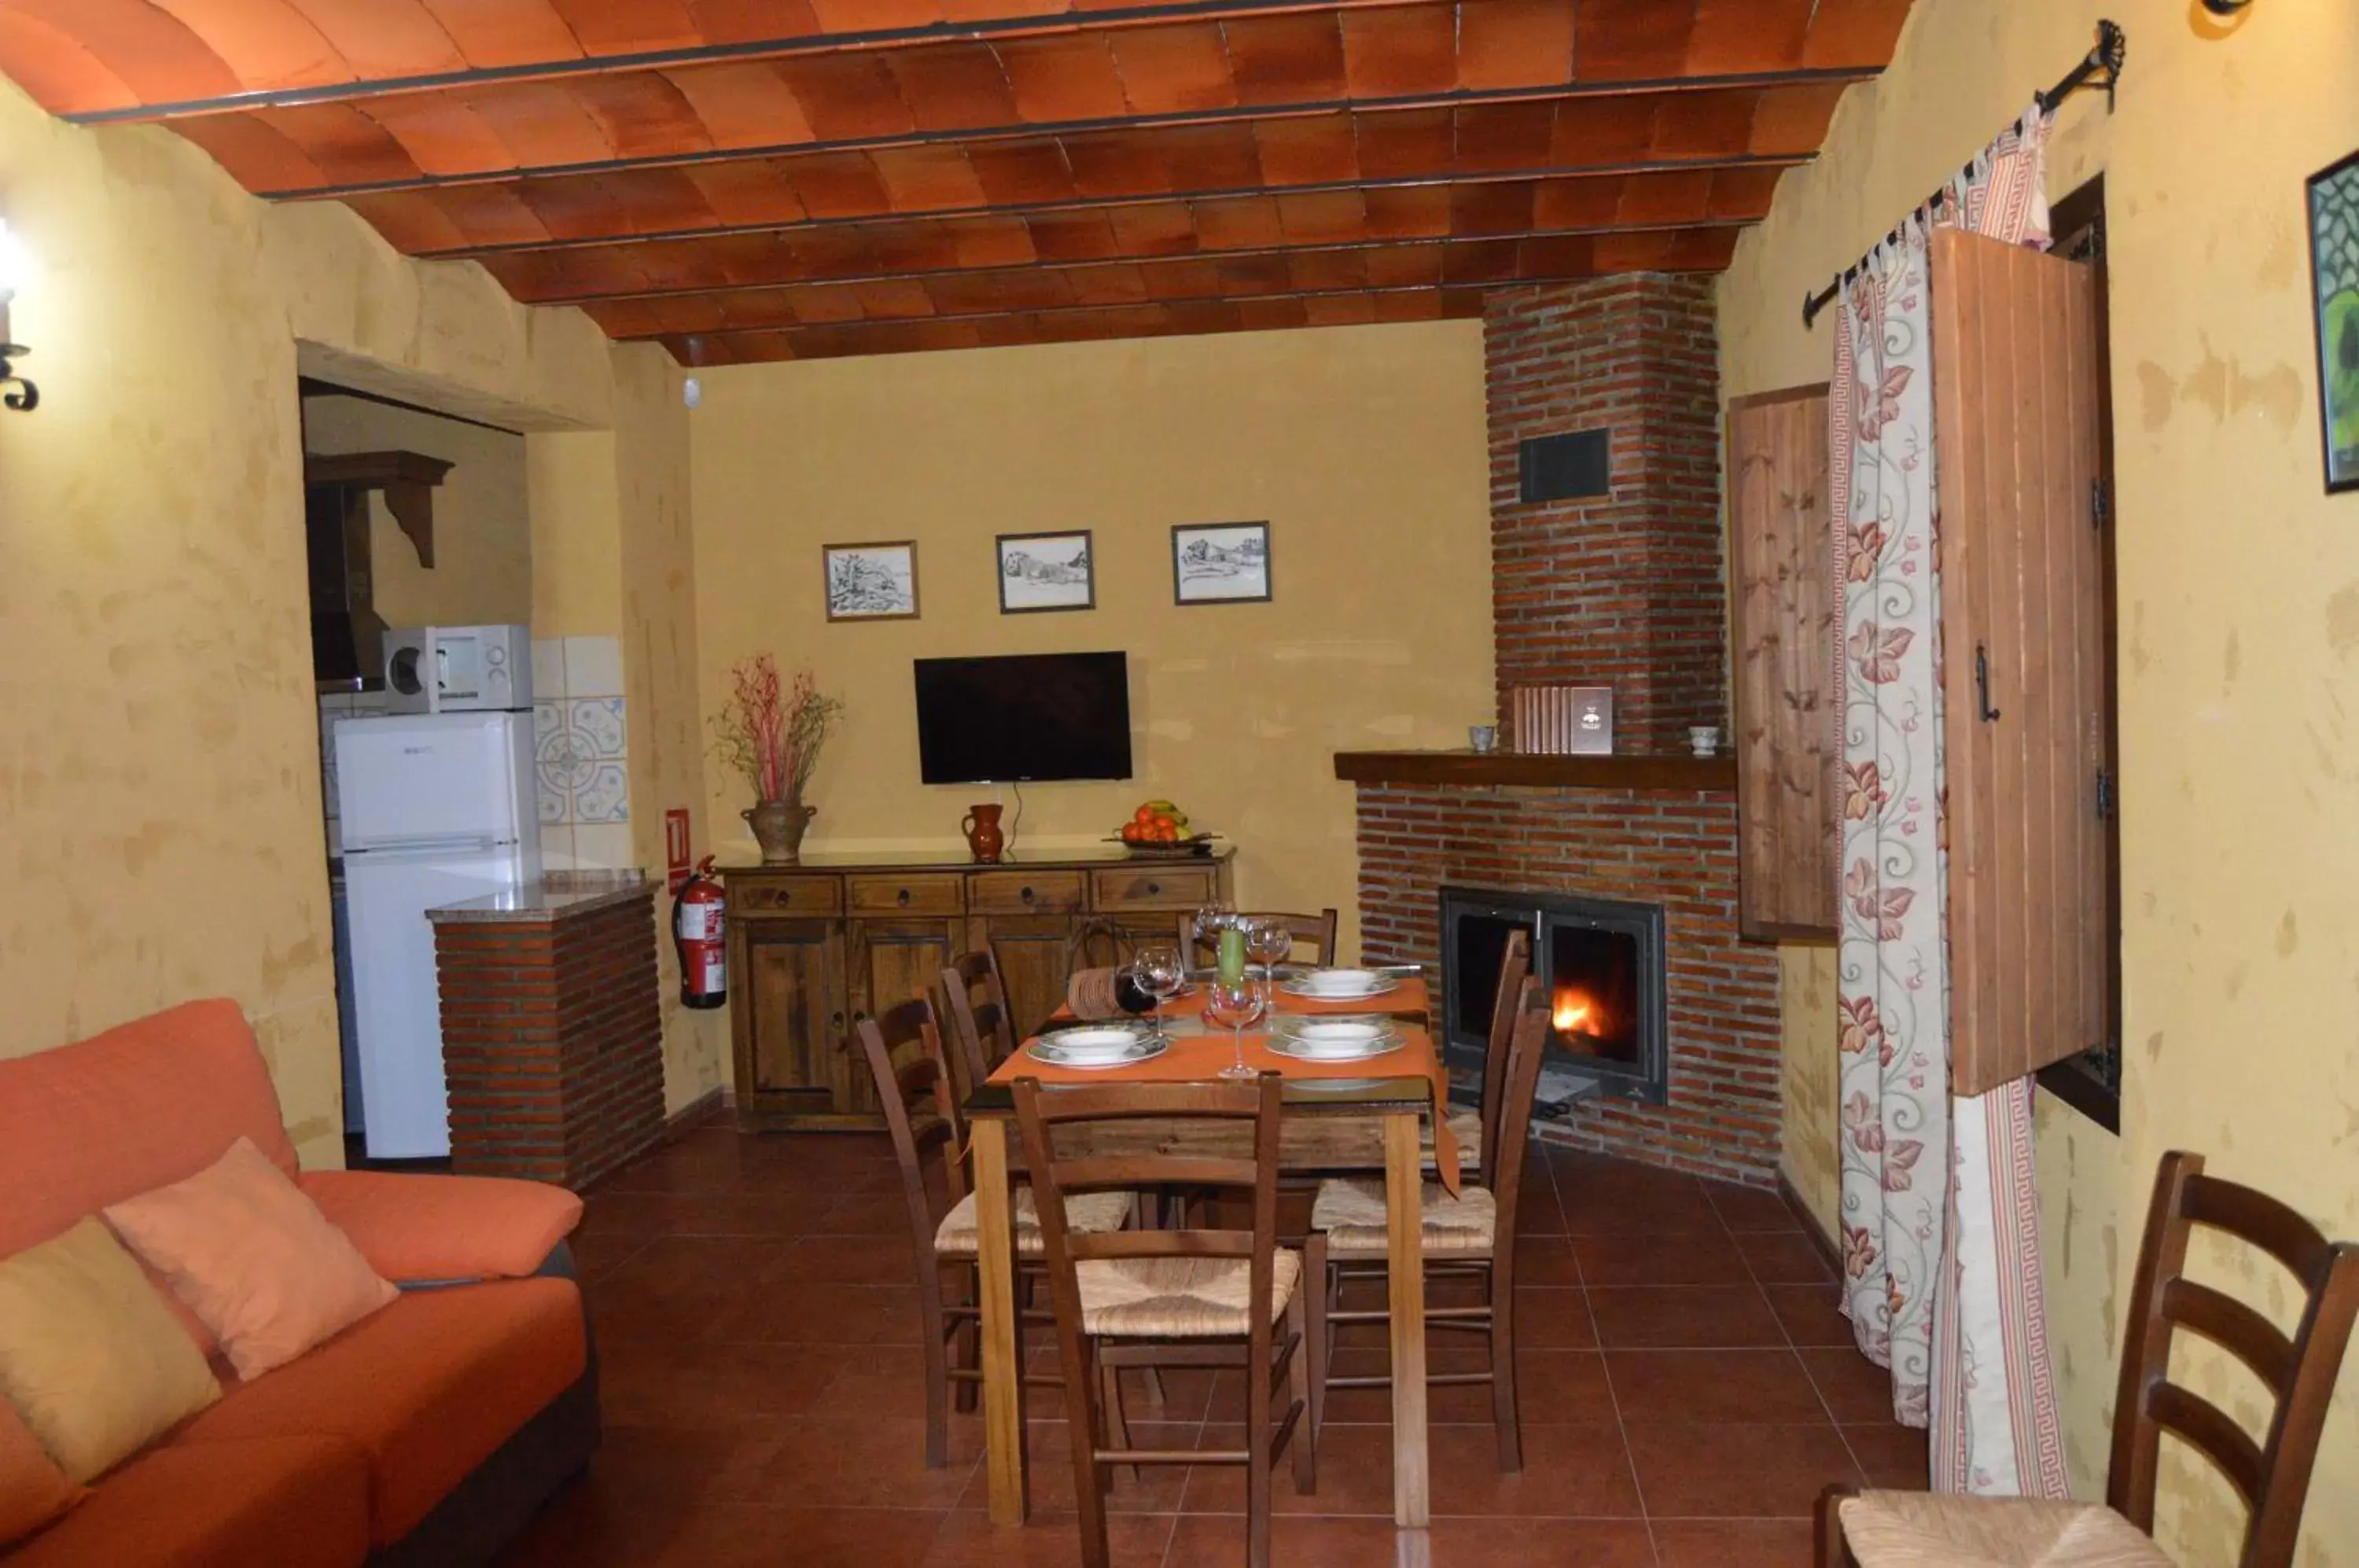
[1510,685,1614,756]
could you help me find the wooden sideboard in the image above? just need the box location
[719,848,1235,1130]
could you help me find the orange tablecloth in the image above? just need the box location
[991,975,1460,1192]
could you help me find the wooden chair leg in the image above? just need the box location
[1286,1290,1317,1496]
[918,1266,951,1470]
[951,1264,981,1415]
[1247,1323,1275,1568]
[1302,1232,1330,1437]
[1099,1356,1140,1486]
[1065,1338,1113,1568]
[1489,1260,1520,1473]
[1816,1483,1860,1568]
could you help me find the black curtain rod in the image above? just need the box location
[1800,20,2126,329]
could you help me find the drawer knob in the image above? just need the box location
[896,888,911,907]
[1145,881,1161,896]
[1020,885,1035,904]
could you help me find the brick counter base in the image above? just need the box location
[433,894,665,1190]
[1357,782,1783,1185]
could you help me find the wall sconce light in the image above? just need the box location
[0,219,37,413]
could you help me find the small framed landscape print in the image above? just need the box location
[823,540,919,621]
[996,530,1095,613]
[1172,521,1272,605]
[2309,149,2359,494]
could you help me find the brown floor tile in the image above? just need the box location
[1182,1420,1386,1517]
[568,1230,653,1281]
[719,1280,924,1345]
[1163,1514,1400,1566]
[578,1187,837,1239]
[1622,1422,1860,1517]
[1426,1518,1657,1566]
[966,1421,1201,1515]
[1511,1183,1570,1236]
[1512,1349,1621,1423]
[925,1511,1175,1567]
[1799,1347,1899,1425]
[1426,1420,1643,1516]
[1703,1180,1808,1233]
[1842,1422,1930,1489]
[597,1338,850,1428]
[711,1414,982,1511]
[1315,1345,1499,1423]
[1652,1518,1819,1567]
[815,1345,959,1422]
[1512,1235,1582,1286]
[1764,1283,1857,1347]
[776,1231,929,1286]
[1605,1349,1827,1424]
[1556,1165,1724,1236]
[1736,1230,1838,1286]
[492,1426,742,1566]
[1513,1286,1599,1349]
[1573,1231,1752,1287]
[588,1236,797,1343]
[1588,1285,1785,1349]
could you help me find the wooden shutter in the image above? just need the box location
[1930,227,2109,1097]
[1727,385,1838,942]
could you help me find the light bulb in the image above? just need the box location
[0,220,30,302]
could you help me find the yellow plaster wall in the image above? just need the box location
[686,324,1495,955]
[0,74,612,1166]
[301,395,532,631]
[1717,2,2359,1557]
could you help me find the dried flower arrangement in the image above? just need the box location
[711,656,844,805]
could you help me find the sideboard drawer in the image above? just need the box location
[730,875,843,916]
[1090,865,1220,911]
[847,873,966,916]
[969,870,1086,915]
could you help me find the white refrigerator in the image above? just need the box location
[336,712,541,1158]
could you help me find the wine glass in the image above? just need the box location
[1129,944,1186,1044]
[1204,975,1268,1080]
[1246,918,1292,986]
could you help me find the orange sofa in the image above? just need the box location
[0,1000,600,1567]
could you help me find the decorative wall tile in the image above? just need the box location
[535,694,631,826]
[563,635,624,698]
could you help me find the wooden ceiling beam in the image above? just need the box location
[246,66,1868,203]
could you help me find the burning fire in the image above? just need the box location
[1552,988,1599,1036]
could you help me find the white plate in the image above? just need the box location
[1034,1024,1153,1065]
[1280,970,1400,1001]
[1025,1036,1168,1072]
[1266,1031,1404,1063]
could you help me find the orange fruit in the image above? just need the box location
[1134,804,1155,823]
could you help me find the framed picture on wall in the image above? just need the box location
[1171,522,1272,605]
[995,530,1094,613]
[822,540,919,621]
[2308,148,2359,495]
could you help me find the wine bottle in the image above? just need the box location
[1111,970,1157,1015]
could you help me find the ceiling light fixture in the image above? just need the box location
[0,219,37,412]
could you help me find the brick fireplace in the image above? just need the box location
[1340,275,1783,1186]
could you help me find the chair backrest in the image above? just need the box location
[1477,928,1533,1173]
[1481,977,1551,1265]
[2107,1150,2359,1568]
[938,950,1016,1101]
[1014,1073,1285,1353]
[849,996,965,1254]
[1179,909,1340,968]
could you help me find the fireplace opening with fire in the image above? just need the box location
[1441,887,1666,1104]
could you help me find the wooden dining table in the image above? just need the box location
[961,978,1456,1533]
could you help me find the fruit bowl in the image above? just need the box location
[1104,834,1220,860]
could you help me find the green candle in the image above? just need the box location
[1216,925,1247,986]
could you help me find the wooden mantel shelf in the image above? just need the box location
[1333,749,1739,791]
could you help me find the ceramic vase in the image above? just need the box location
[745,799,815,866]
[962,803,1006,863]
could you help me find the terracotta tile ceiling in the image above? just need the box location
[1,1,1916,363]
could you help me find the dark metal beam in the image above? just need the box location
[419,149,1809,262]
[263,68,1869,203]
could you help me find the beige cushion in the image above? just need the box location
[933,1187,1132,1257]
[1076,1251,1302,1338]
[1312,1176,1498,1260]
[1838,1493,2173,1568]
[1423,1108,1485,1172]
[0,1218,222,1482]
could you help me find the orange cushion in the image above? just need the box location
[104,1139,398,1380]
[0,1436,367,1568]
[0,999,297,1360]
[298,1170,583,1283]
[0,1398,81,1549]
[172,1277,587,1546]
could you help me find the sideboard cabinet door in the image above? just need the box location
[731,918,847,1127]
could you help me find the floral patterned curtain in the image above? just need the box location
[1831,105,2068,1498]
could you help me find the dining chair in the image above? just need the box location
[848,996,1133,1468]
[1013,1072,1316,1568]
[1426,926,1530,1181]
[1303,973,1550,1469]
[1817,1150,2359,1568]
[938,949,1018,1103]
[1179,908,1340,967]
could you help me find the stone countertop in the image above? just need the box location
[425,869,654,923]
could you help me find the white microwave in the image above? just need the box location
[383,625,532,714]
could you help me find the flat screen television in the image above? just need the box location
[913,651,1133,784]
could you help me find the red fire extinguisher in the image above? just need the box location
[673,856,727,1010]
